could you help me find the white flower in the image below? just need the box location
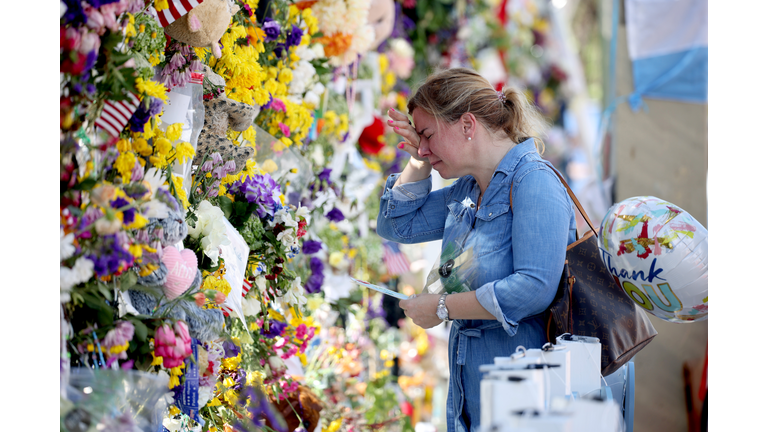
[304,91,320,108]
[94,217,122,235]
[461,197,476,209]
[276,229,298,250]
[295,204,311,226]
[141,200,171,219]
[61,257,95,301]
[60,229,76,261]
[143,167,166,195]
[272,207,298,229]
[242,296,262,316]
[390,38,414,58]
[312,189,337,214]
[279,277,307,312]
[188,200,231,262]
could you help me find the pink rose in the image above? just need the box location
[194,293,206,307]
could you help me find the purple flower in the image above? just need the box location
[169,52,186,69]
[85,0,120,6]
[222,341,240,358]
[129,97,157,132]
[229,173,281,218]
[223,160,237,173]
[201,160,214,172]
[304,272,324,294]
[325,207,345,222]
[211,152,223,165]
[87,234,134,277]
[273,43,286,59]
[260,93,273,110]
[62,0,86,25]
[110,197,135,224]
[212,166,226,180]
[261,320,288,338]
[310,257,324,274]
[302,240,322,255]
[304,257,325,294]
[318,168,332,182]
[262,18,281,42]
[286,25,304,47]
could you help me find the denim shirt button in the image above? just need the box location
[390,205,395,209]
[489,212,492,216]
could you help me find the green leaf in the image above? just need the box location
[72,178,98,191]
[234,200,248,216]
[217,196,234,219]
[97,284,114,302]
[121,271,138,290]
[130,318,148,342]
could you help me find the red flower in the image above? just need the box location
[297,219,307,237]
[358,116,386,155]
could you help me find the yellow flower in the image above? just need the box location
[261,159,278,173]
[154,137,172,156]
[166,123,183,142]
[138,263,159,277]
[115,152,136,182]
[170,174,189,209]
[168,406,181,417]
[154,0,169,10]
[125,23,137,39]
[168,374,180,388]
[116,139,131,152]
[149,154,168,169]
[328,251,345,268]
[136,78,169,102]
[323,418,342,432]
[176,141,196,164]
[125,213,149,230]
[128,244,143,258]
[279,136,292,147]
[132,137,153,156]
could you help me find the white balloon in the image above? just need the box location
[598,196,708,322]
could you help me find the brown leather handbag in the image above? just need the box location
[511,164,658,376]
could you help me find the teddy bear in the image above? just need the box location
[191,64,258,173]
[163,0,240,58]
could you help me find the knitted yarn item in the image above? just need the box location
[127,286,164,315]
[146,208,189,247]
[126,270,222,342]
[136,262,169,286]
[179,300,224,341]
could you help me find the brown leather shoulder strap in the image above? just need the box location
[544,164,598,236]
[507,163,598,237]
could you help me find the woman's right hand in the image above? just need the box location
[388,108,429,163]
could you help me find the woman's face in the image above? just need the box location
[412,107,470,179]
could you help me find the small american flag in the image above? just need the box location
[155,0,204,27]
[382,240,411,276]
[94,93,141,137]
[221,278,252,317]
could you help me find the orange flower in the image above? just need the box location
[247,26,266,45]
[316,33,353,57]
[293,0,318,10]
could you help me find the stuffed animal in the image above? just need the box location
[163,0,240,58]
[192,64,258,173]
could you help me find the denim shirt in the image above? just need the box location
[377,139,577,432]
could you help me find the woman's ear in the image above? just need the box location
[460,112,476,139]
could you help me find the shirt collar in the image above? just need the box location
[494,138,539,176]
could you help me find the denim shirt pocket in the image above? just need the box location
[472,202,512,257]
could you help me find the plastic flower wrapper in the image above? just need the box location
[423,231,478,295]
[62,368,170,432]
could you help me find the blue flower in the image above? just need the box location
[325,207,345,222]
